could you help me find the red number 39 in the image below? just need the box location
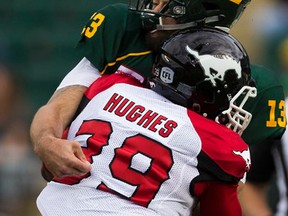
[55,119,173,207]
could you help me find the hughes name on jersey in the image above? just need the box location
[37,72,250,216]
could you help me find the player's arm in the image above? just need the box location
[238,181,272,216]
[30,85,91,179]
[30,58,100,179]
[193,181,242,216]
[30,4,127,180]
[238,139,275,216]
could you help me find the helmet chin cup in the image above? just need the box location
[215,86,257,135]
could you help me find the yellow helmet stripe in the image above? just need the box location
[229,0,242,4]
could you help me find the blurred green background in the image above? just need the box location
[0,0,127,114]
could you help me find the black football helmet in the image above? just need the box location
[128,0,250,31]
[149,27,257,135]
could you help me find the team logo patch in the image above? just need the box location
[233,149,251,169]
[160,67,174,83]
[186,45,241,86]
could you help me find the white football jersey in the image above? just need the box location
[37,73,250,216]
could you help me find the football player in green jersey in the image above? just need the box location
[30,0,286,215]
[239,65,286,215]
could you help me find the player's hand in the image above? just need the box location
[30,85,91,181]
[37,136,91,180]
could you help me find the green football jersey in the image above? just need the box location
[241,65,286,146]
[76,3,153,78]
[75,3,286,147]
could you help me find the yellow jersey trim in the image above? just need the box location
[100,51,152,74]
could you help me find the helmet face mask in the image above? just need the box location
[216,85,257,135]
[128,0,251,31]
[149,27,257,135]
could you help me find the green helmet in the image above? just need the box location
[128,0,251,31]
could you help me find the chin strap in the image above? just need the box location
[155,20,198,31]
[154,15,224,31]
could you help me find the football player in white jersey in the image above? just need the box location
[36,27,256,216]
[31,0,251,181]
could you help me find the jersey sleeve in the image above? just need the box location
[75,4,129,73]
[75,3,147,75]
[188,111,250,182]
[193,181,242,216]
[241,64,286,146]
